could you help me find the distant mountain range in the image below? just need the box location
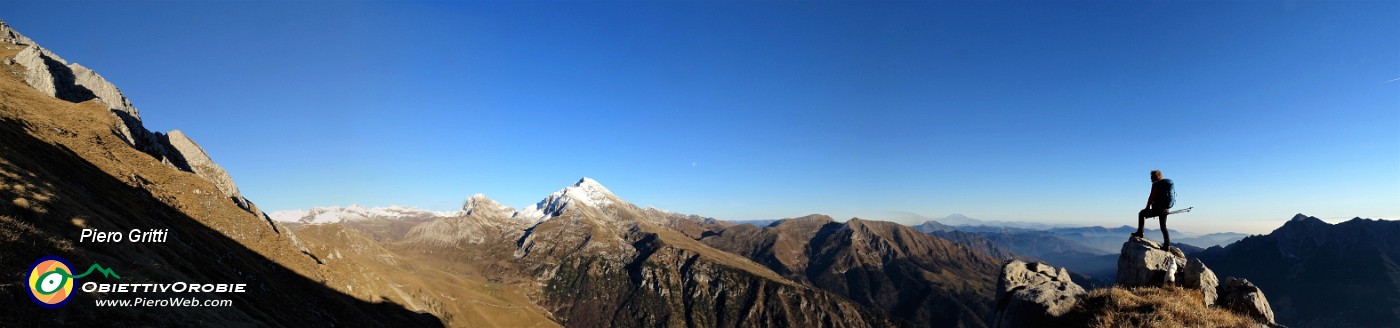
[914,216,1249,250]
[269,205,453,225]
[909,216,1248,287]
[1196,214,1400,327]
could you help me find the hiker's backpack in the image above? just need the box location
[1162,179,1176,209]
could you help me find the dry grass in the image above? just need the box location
[292,224,561,328]
[1071,287,1258,328]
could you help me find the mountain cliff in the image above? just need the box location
[0,20,260,215]
[1196,214,1400,327]
[0,20,439,326]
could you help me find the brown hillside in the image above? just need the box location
[0,35,439,326]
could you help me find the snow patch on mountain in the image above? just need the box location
[269,205,453,225]
[461,193,516,218]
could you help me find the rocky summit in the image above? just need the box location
[1116,236,1276,325]
[994,236,1282,327]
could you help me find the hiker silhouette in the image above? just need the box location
[1132,170,1174,249]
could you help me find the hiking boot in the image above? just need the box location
[1130,232,1144,238]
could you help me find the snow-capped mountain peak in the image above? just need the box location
[461,193,516,218]
[513,177,621,222]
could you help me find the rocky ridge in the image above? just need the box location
[993,236,1281,327]
[0,20,440,326]
[0,20,259,216]
[1195,214,1400,327]
[375,179,909,327]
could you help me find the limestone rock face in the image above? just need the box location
[994,260,1086,328]
[1,20,258,215]
[1181,258,1219,306]
[0,20,36,45]
[1219,277,1277,325]
[69,63,139,120]
[1116,236,1188,287]
[162,130,251,210]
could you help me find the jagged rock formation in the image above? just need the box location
[0,20,258,215]
[0,22,440,326]
[161,130,254,210]
[992,261,1085,327]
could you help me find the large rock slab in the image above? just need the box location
[1219,277,1277,325]
[1116,236,1188,287]
[1181,258,1219,306]
[994,260,1086,327]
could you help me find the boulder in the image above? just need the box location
[1116,236,1188,287]
[994,260,1086,327]
[1181,258,1219,306]
[1218,277,1276,325]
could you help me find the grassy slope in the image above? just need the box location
[291,223,560,327]
[1065,287,1260,328]
[0,43,439,326]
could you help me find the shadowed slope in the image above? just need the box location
[0,47,440,326]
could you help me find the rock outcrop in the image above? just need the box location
[993,260,1086,327]
[1219,277,1277,325]
[1182,258,1219,306]
[162,130,253,211]
[0,20,259,215]
[1116,236,1278,326]
[1116,236,1190,287]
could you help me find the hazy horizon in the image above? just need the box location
[5,1,1395,235]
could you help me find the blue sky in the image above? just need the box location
[5,1,1396,234]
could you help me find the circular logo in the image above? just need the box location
[27,256,75,308]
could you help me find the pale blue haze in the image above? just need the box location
[4,1,1397,233]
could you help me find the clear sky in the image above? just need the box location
[5,1,1397,234]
